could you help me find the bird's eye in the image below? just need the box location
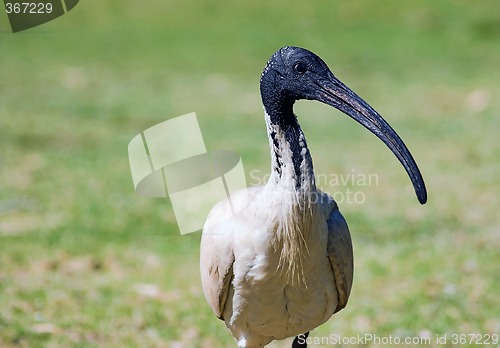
[293,61,307,74]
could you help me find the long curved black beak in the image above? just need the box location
[314,72,427,204]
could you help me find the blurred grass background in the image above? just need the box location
[1,1,499,347]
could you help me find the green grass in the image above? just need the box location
[1,1,499,347]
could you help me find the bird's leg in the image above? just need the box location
[291,332,309,348]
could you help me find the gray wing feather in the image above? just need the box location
[200,209,235,320]
[327,206,354,313]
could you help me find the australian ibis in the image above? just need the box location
[200,46,427,348]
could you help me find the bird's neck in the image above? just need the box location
[265,108,316,194]
[260,68,315,193]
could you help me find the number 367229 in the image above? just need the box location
[5,2,53,14]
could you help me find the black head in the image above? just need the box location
[260,46,427,204]
[260,46,334,107]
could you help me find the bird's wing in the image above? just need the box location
[326,205,354,313]
[200,200,236,320]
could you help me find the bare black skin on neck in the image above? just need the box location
[261,68,314,190]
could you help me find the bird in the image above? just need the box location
[200,46,427,348]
